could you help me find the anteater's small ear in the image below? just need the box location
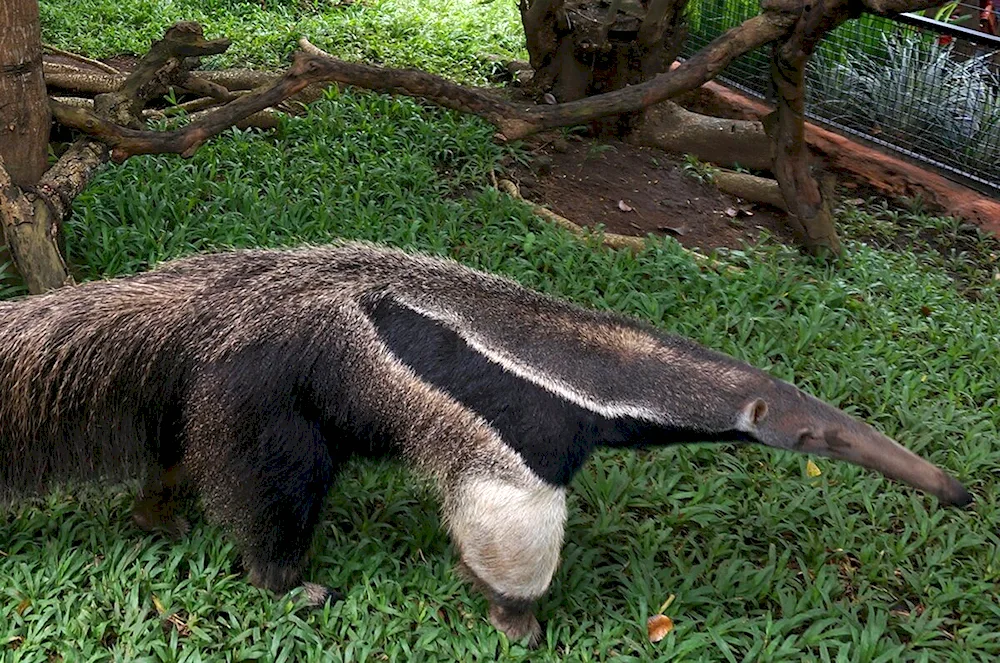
[737,398,769,431]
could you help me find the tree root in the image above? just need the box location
[713,169,787,211]
[631,101,771,171]
[43,43,121,75]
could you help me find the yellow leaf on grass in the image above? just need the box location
[647,614,674,642]
[152,595,166,615]
[806,460,822,477]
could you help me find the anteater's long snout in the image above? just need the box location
[750,385,974,507]
[800,421,972,507]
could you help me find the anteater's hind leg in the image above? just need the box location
[133,401,191,538]
[132,464,192,539]
[185,402,343,606]
[447,476,567,647]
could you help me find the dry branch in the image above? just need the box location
[713,170,787,210]
[198,69,280,91]
[47,6,802,165]
[296,11,796,138]
[97,22,231,127]
[51,96,95,109]
[175,72,236,102]
[43,68,123,94]
[51,52,319,161]
[43,43,120,75]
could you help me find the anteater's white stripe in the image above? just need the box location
[396,299,669,425]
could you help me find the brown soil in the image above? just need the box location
[504,135,795,253]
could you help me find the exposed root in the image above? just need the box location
[43,43,121,75]
[631,101,771,171]
[713,169,787,211]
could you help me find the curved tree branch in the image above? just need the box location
[52,8,800,163]
[96,21,231,127]
[294,12,796,139]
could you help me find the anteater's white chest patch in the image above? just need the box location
[448,476,567,600]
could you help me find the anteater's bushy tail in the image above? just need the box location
[0,270,202,501]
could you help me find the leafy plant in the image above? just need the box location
[0,262,26,300]
[680,153,719,184]
[808,31,999,174]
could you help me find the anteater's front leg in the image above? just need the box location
[447,476,567,647]
[182,377,343,606]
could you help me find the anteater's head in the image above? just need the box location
[731,379,972,507]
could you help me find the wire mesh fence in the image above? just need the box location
[682,1,1000,196]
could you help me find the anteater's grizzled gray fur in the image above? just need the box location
[0,242,972,645]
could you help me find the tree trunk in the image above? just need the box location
[0,0,70,292]
[763,0,854,256]
[520,0,688,134]
[0,0,49,185]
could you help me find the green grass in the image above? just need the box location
[4,90,999,661]
[39,0,524,84]
[4,2,1000,661]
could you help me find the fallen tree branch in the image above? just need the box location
[295,12,796,139]
[297,38,535,134]
[0,155,75,293]
[305,10,797,138]
[175,71,236,102]
[198,69,280,91]
[49,7,801,162]
[43,43,121,75]
[50,50,328,161]
[36,140,109,221]
[713,169,787,210]
[162,94,235,115]
[96,22,231,127]
[51,96,95,109]
[187,107,283,130]
[43,68,123,94]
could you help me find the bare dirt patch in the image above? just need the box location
[503,135,795,253]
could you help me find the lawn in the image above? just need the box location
[3,0,1000,661]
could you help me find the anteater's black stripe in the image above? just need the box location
[365,296,748,486]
